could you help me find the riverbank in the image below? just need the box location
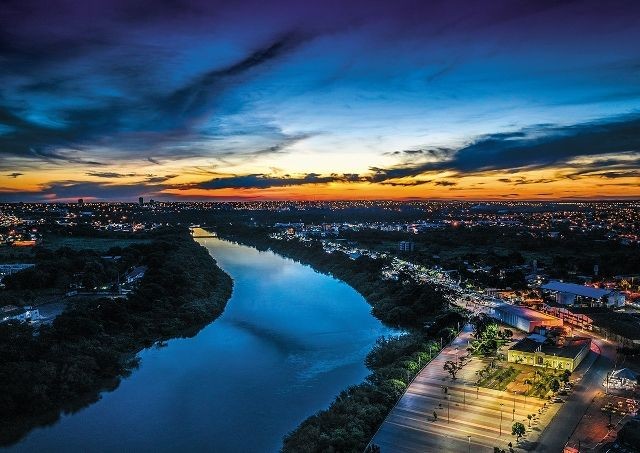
[0,227,233,446]
[211,224,465,452]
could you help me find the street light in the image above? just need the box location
[447,395,450,424]
[467,436,471,453]
[499,403,504,436]
[513,391,516,420]
[463,382,466,407]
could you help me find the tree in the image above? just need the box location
[560,369,571,383]
[443,360,462,380]
[550,378,560,393]
[512,421,526,440]
[527,414,533,427]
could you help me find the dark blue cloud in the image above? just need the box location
[185,173,364,190]
[371,114,640,179]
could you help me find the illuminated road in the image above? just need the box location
[371,325,547,452]
[535,334,616,452]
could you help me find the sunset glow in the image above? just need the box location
[1,0,639,201]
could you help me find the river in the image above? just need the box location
[7,236,393,452]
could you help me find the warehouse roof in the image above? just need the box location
[541,281,611,299]
[493,302,560,323]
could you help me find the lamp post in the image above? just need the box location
[463,382,466,408]
[447,395,450,424]
[476,383,479,399]
[467,436,471,453]
[513,391,516,421]
[499,403,504,436]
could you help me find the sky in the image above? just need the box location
[1,0,639,202]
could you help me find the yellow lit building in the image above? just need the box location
[507,337,591,372]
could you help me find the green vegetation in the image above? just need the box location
[2,247,127,296]
[468,314,511,357]
[525,368,570,398]
[42,236,151,252]
[0,245,35,263]
[512,421,526,440]
[477,365,519,391]
[0,227,232,446]
[443,359,464,380]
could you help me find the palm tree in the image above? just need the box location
[527,414,533,427]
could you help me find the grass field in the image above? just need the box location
[478,364,520,391]
[42,236,151,252]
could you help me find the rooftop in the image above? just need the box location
[494,302,562,323]
[510,337,591,359]
[541,281,613,299]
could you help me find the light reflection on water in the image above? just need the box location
[8,237,394,453]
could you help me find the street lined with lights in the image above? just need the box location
[372,325,550,452]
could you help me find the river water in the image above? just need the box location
[7,236,393,452]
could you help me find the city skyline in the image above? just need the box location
[1,0,640,201]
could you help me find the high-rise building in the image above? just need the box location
[138,197,144,206]
[78,198,84,206]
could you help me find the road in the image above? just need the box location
[534,334,617,452]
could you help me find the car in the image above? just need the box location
[558,391,568,396]
[553,398,564,403]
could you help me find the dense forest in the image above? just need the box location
[0,227,233,445]
[213,224,465,452]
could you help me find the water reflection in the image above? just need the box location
[8,237,393,453]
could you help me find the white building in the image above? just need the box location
[541,281,625,307]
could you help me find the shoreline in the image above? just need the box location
[209,224,465,452]
[0,228,234,447]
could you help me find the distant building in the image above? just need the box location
[139,197,144,206]
[78,198,84,206]
[1,305,40,324]
[541,281,625,307]
[507,336,591,371]
[491,303,563,333]
[398,241,415,252]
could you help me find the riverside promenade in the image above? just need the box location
[371,324,549,452]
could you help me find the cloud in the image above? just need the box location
[0,30,309,166]
[86,171,138,178]
[182,172,365,190]
[372,114,640,181]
